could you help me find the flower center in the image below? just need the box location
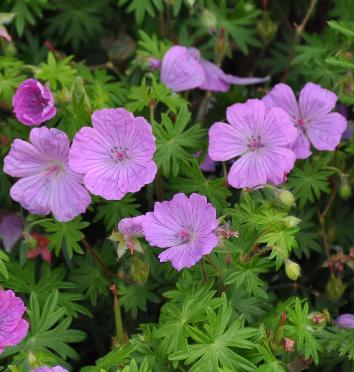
[45,161,64,177]
[111,147,129,163]
[296,117,307,130]
[177,228,193,243]
[31,93,49,109]
[248,135,263,150]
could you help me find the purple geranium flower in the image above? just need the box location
[263,83,347,159]
[200,153,216,172]
[336,314,354,329]
[160,45,269,93]
[116,216,144,258]
[31,367,68,372]
[69,108,157,200]
[0,214,23,252]
[3,127,91,222]
[0,289,29,354]
[208,99,297,189]
[12,79,56,126]
[142,193,218,271]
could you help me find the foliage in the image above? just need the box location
[0,0,354,371]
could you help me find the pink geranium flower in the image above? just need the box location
[160,45,269,93]
[263,83,347,159]
[69,108,157,200]
[116,216,144,258]
[3,127,91,222]
[208,99,297,189]
[142,193,218,271]
[0,289,29,353]
[12,79,56,126]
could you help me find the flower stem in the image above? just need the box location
[111,284,125,345]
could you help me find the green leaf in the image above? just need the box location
[46,0,111,50]
[288,160,334,208]
[36,52,76,90]
[154,107,206,177]
[328,20,354,38]
[119,281,159,319]
[39,217,89,258]
[171,160,231,214]
[118,0,163,24]
[170,297,259,371]
[0,250,9,279]
[93,194,141,232]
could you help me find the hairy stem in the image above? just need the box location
[111,284,125,344]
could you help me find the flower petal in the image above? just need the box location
[208,122,248,161]
[290,129,312,159]
[198,60,230,92]
[306,112,347,151]
[299,82,337,121]
[160,46,205,92]
[263,83,300,119]
[50,171,91,222]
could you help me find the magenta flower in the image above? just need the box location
[0,214,23,252]
[160,45,269,93]
[0,289,29,353]
[208,99,297,189]
[142,193,218,271]
[12,79,56,126]
[116,216,144,258]
[3,127,91,222]
[336,314,354,329]
[263,83,347,159]
[31,367,68,372]
[69,108,157,200]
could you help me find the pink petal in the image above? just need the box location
[226,99,266,134]
[29,127,69,162]
[160,46,205,92]
[208,122,248,161]
[50,171,91,222]
[306,112,347,151]
[263,83,300,119]
[261,107,297,147]
[3,139,47,178]
[299,82,337,121]
[198,60,230,92]
[188,193,218,234]
[222,74,270,86]
[10,174,52,217]
[290,130,312,159]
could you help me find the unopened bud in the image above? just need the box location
[201,9,217,32]
[339,181,351,200]
[148,57,160,71]
[257,12,278,43]
[326,274,346,300]
[279,190,295,208]
[285,260,301,281]
[284,216,301,228]
[130,256,150,284]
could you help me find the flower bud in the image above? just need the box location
[326,274,346,300]
[285,260,301,281]
[284,216,301,228]
[257,12,278,43]
[148,57,161,71]
[130,255,150,284]
[339,182,352,200]
[201,9,217,32]
[279,190,295,208]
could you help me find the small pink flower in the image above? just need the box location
[263,83,347,159]
[12,79,56,126]
[3,127,91,222]
[0,289,29,353]
[69,108,157,200]
[142,193,218,271]
[116,216,144,258]
[160,45,269,93]
[208,99,297,189]
[283,338,295,352]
